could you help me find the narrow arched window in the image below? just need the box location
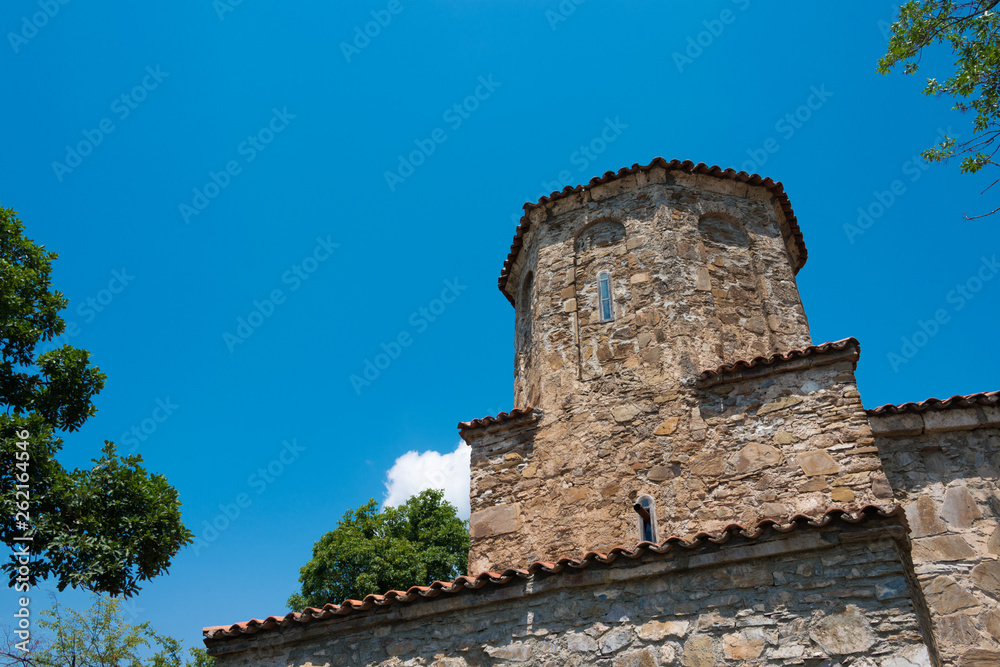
[598,271,613,322]
[634,495,657,543]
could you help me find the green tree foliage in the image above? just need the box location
[879,1,1000,216]
[0,595,214,667]
[0,207,191,596]
[287,489,469,610]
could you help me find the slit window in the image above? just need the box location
[598,271,613,322]
[635,495,656,543]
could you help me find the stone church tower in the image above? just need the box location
[204,158,999,666]
[460,159,886,575]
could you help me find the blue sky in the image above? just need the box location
[2,0,999,654]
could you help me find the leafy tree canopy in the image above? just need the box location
[0,594,214,667]
[879,1,1000,217]
[0,206,191,596]
[287,489,469,610]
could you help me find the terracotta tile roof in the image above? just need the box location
[866,390,1000,416]
[696,338,860,387]
[203,505,901,643]
[498,157,808,305]
[457,407,536,431]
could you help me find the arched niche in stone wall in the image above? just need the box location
[574,218,627,253]
[696,213,769,361]
[698,213,749,248]
[573,219,634,381]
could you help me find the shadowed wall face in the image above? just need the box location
[872,408,1000,665]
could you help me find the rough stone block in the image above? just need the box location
[937,613,981,647]
[808,607,876,655]
[599,628,632,654]
[613,648,658,667]
[680,635,716,667]
[484,643,531,661]
[869,413,923,436]
[654,417,679,435]
[940,485,982,529]
[881,645,933,667]
[796,450,840,476]
[470,504,520,539]
[612,404,642,423]
[981,405,1000,427]
[875,576,909,601]
[695,266,711,291]
[647,467,673,482]
[905,496,946,538]
[986,609,1000,642]
[923,575,982,615]
[831,487,856,503]
[637,620,688,641]
[912,535,977,562]
[566,633,597,652]
[722,628,765,660]
[757,395,803,416]
[923,408,983,433]
[728,442,783,475]
[970,561,1000,597]
[958,649,1000,666]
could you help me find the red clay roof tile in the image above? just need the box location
[203,504,902,643]
[498,157,808,305]
[696,338,860,387]
[866,390,1000,416]
[458,407,536,431]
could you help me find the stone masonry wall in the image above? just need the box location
[206,525,936,667]
[466,343,889,575]
[509,171,812,417]
[871,405,1000,666]
[473,171,837,574]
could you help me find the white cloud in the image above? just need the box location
[383,442,471,519]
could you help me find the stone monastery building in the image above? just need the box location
[204,158,1000,666]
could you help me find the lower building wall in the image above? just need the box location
[873,408,1000,666]
[207,526,935,667]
